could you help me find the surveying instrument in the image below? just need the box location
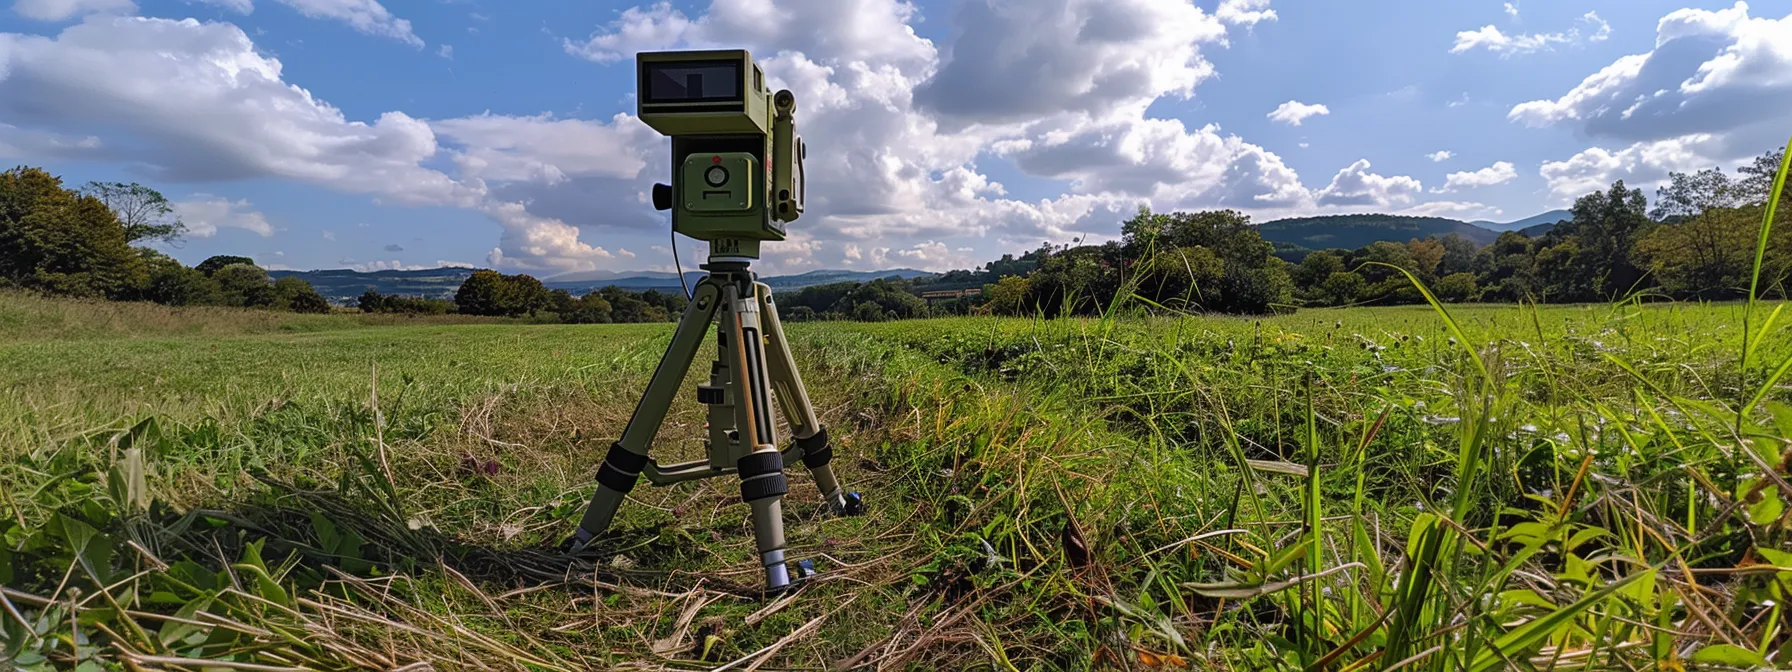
[565,50,862,594]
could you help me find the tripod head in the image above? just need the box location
[637,49,806,262]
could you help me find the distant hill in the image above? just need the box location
[271,266,936,305]
[266,267,476,304]
[1471,209,1572,233]
[1520,221,1560,237]
[1256,214,1501,260]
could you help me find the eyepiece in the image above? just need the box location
[773,89,796,115]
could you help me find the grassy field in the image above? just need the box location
[5,289,1792,671]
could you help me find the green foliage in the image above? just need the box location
[357,289,455,314]
[0,166,147,299]
[213,263,277,308]
[194,255,255,277]
[273,276,330,314]
[77,180,186,244]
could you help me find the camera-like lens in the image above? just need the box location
[704,165,728,187]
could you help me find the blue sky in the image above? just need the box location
[1,0,1787,277]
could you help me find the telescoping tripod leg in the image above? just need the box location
[717,277,797,592]
[756,282,861,516]
[569,279,722,552]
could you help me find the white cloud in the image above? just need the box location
[1446,93,1469,108]
[1216,0,1275,27]
[3,0,1510,273]
[1427,150,1453,162]
[1315,159,1423,208]
[187,0,251,13]
[322,230,336,241]
[1432,161,1517,193]
[0,16,476,207]
[1451,10,1610,56]
[1503,2,1518,19]
[1517,3,1792,204]
[1538,134,1725,204]
[437,260,475,268]
[272,0,422,48]
[912,0,1227,127]
[436,44,452,59]
[1508,3,1791,141]
[171,195,274,237]
[12,0,134,21]
[1266,100,1329,126]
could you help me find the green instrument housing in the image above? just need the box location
[638,49,804,260]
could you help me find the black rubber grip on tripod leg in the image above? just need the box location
[736,451,788,502]
[596,442,647,493]
[797,426,832,469]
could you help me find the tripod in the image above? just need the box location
[567,260,861,593]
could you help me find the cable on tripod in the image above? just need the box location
[670,224,691,299]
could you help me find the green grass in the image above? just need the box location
[5,293,1792,670]
[1,135,1788,672]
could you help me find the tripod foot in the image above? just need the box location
[842,491,865,517]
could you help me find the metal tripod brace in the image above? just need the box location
[567,260,861,593]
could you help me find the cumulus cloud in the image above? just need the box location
[0,16,475,206]
[1216,0,1276,27]
[12,0,134,21]
[1516,3,1792,204]
[914,0,1226,126]
[1538,134,1725,203]
[1451,10,1610,56]
[3,0,1493,274]
[1315,159,1423,208]
[1267,100,1329,126]
[1432,161,1517,193]
[1427,150,1453,162]
[1503,2,1518,19]
[171,195,274,238]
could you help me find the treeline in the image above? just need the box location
[910,145,1791,317]
[0,166,330,313]
[1289,147,1789,306]
[357,270,688,324]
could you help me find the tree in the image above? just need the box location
[851,301,887,322]
[1650,168,1741,221]
[1317,271,1367,306]
[783,305,818,322]
[140,250,222,306]
[985,275,1029,316]
[1438,234,1479,277]
[78,182,186,244]
[1566,180,1652,299]
[505,274,553,317]
[1737,146,1788,207]
[455,270,510,316]
[196,255,255,276]
[274,276,330,313]
[357,290,385,313]
[560,292,615,324]
[1435,273,1479,302]
[0,166,147,298]
[214,263,276,308]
